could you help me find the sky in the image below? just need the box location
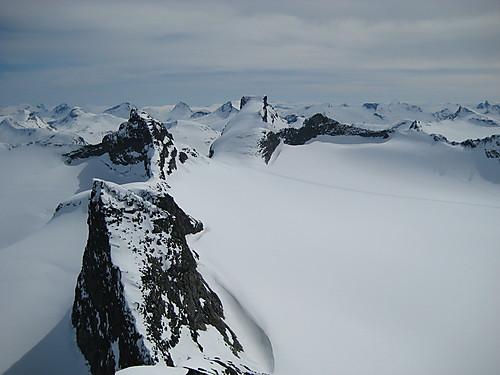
[0,0,499,107]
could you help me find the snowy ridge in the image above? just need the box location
[104,102,136,119]
[72,179,268,375]
[448,105,500,127]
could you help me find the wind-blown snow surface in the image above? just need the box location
[168,137,500,375]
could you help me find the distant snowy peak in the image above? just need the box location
[191,101,239,133]
[240,95,287,129]
[449,106,500,127]
[165,101,194,122]
[65,109,189,179]
[476,101,491,110]
[2,110,53,130]
[50,103,71,118]
[47,106,127,144]
[50,107,87,128]
[103,102,134,118]
[214,101,239,119]
[475,101,500,114]
[208,96,288,160]
[0,108,93,147]
[450,105,476,119]
[0,116,85,147]
[433,108,454,121]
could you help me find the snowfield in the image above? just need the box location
[168,137,500,375]
[0,98,499,375]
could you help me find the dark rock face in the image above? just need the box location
[191,111,210,119]
[259,131,281,164]
[476,101,490,110]
[72,180,253,374]
[409,120,422,131]
[51,103,71,116]
[65,109,186,179]
[449,105,475,119]
[283,114,298,124]
[433,108,453,121]
[362,103,379,111]
[459,134,500,160]
[72,182,154,375]
[239,96,252,110]
[259,113,392,163]
[260,96,282,125]
[283,113,392,145]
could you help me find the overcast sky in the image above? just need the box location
[1,0,499,107]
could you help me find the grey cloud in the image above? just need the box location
[0,0,498,105]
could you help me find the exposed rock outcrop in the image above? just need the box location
[459,134,500,160]
[72,180,264,374]
[409,120,422,131]
[65,109,188,179]
[259,113,392,163]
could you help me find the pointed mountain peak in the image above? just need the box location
[103,102,134,118]
[450,106,477,119]
[214,101,238,118]
[174,101,190,109]
[477,101,491,110]
[165,101,194,122]
[409,120,423,131]
[66,110,190,180]
[26,112,52,129]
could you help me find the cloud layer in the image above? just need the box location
[1,0,499,106]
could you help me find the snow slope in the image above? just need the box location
[168,133,500,375]
[0,145,84,249]
[0,194,89,374]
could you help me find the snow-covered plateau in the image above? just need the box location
[0,96,499,375]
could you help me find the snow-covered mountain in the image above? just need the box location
[1,96,499,375]
[103,102,136,119]
[191,101,239,132]
[49,107,125,144]
[164,102,195,123]
[208,96,288,161]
